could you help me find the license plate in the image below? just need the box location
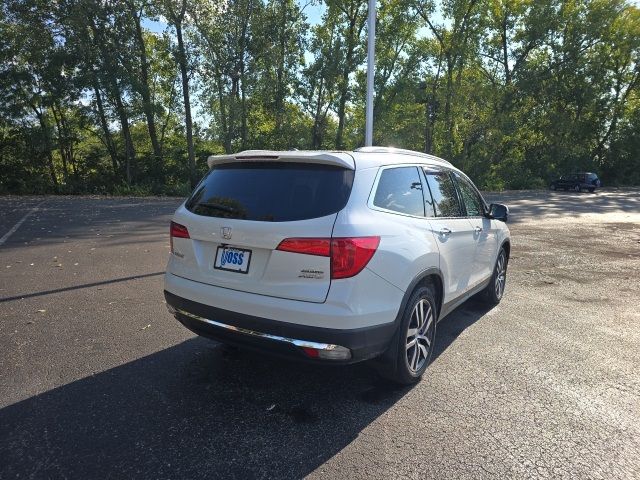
[214,247,252,273]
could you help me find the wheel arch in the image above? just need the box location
[500,239,511,266]
[373,267,444,374]
[399,268,444,323]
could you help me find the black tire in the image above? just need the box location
[588,187,595,193]
[574,184,581,192]
[383,285,437,385]
[482,248,508,305]
[550,184,556,191]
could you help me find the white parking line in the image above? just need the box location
[0,200,46,247]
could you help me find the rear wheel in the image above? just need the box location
[588,187,595,193]
[483,248,507,305]
[550,184,556,191]
[384,286,437,385]
[574,184,581,192]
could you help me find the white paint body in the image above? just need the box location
[165,148,510,331]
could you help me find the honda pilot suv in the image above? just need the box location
[164,147,510,384]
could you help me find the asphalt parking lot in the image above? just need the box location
[1,190,639,479]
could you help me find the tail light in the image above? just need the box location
[276,236,380,279]
[170,221,190,253]
[330,237,380,279]
[275,238,330,257]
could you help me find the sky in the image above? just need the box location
[142,1,325,33]
[303,1,325,25]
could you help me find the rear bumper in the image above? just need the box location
[164,290,397,364]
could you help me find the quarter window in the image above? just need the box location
[373,167,425,216]
[453,172,485,217]
[423,170,463,217]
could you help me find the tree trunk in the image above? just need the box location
[89,19,134,184]
[444,59,454,158]
[33,106,58,190]
[240,75,248,149]
[217,71,231,154]
[57,105,79,182]
[335,16,358,149]
[130,7,163,178]
[175,20,196,189]
[112,81,135,184]
[275,0,287,137]
[501,14,510,85]
[237,0,253,149]
[50,105,70,184]
[93,80,120,176]
[335,69,350,149]
[312,76,326,148]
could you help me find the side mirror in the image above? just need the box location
[488,203,508,222]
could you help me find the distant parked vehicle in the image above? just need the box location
[550,173,601,192]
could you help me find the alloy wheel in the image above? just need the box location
[405,299,434,373]
[495,251,506,299]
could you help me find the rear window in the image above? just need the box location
[373,167,425,216]
[186,162,354,222]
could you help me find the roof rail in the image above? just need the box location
[354,146,451,165]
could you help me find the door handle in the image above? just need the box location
[474,226,483,234]
[438,227,452,236]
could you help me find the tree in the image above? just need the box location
[164,0,197,188]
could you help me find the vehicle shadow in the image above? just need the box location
[432,296,494,362]
[0,337,411,479]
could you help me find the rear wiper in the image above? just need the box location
[196,202,238,213]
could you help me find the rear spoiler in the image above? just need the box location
[207,150,355,170]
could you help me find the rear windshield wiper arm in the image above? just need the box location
[195,201,238,213]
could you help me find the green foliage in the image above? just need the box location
[1,0,639,195]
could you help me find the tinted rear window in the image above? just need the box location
[373,167,425,216]
[186,162,354,222]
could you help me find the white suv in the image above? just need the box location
[164,147,510,384]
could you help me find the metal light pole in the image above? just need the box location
[365,0,376,146]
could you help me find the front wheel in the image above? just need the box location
[588,187,595,193]
[574,184,581,192]
[483,248,507,305]
[384,286,437,385]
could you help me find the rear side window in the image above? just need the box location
[186,162,354,222]
[423,170,463,217]
[373,167,425,216]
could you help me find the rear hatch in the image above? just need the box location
[170,154,355,303]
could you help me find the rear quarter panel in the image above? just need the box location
[332,167,440,293]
